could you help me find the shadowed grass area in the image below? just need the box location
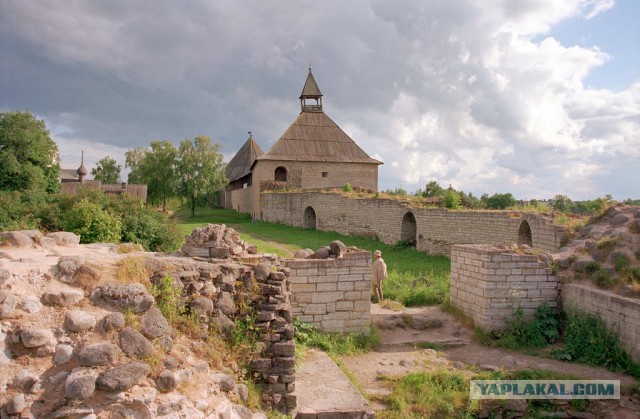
[173,204,450,307]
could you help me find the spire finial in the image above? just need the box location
[308,61,312,71]
[81,150,84,165]
[248,131,252,137]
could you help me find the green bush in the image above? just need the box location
[593,269,617,289]
[555,311,640,378]
[111,194,183,252]
[62,200,122,244]
[342,182,353,192]
[614,254,630,272]
[479,302,560,349]
[584,261,600,275]
[441,189,461,209]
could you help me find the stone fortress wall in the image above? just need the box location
[563,284,640,364]
[450,244,559,330]
[260,191,566,255]
[285,251,372,334]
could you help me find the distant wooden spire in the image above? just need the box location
[299,68,323,112]
[77,150,87,183]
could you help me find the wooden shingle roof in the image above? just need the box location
[256,112,382,164]
[225,134,265,181]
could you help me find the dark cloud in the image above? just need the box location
[0,0,637,199]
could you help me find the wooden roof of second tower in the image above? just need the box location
[225,133,265,182]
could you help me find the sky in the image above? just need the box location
[1,0,638,201]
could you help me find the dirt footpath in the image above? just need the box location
[338,304,639,413]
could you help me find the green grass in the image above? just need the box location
[173,204,451,307]
[379,368,584,418]
[294,318,380,356]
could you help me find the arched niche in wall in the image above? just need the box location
[303,206,317,230]
[517,220,533,247]
[400,211,417,246]
[275,166,288,182]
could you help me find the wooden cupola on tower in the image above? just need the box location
[299,67,323,113]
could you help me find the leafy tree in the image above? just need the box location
[176,136,227,216]
[551,194,573,213]
[125,147,147,184]
[484,192,517,209]
[140,141,178,211]
[441,189,461,209]
[91,156,121,184]
[422,180,444,197]
[0,110,60,193]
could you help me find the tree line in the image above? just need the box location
[0,110,227,250]
[384,180,633,215]
[0,110,228,218]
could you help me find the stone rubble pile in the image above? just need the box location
[552,203,640,297]
[0,227,294,417]
[181,224,258,258]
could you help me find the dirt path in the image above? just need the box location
[338,304,639,412]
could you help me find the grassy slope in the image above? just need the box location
[173,204,451,306]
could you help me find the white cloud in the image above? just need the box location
[1,0,637,200]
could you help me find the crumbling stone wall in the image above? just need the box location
[261,191,565,255]
[286,251,372,334]
[449,244,559,330]
[563,284,640,363]
[180,225,296,412]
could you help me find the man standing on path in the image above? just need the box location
[372,249,387,303]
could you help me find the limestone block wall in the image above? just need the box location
[563,284,640,363]
[450,244,559,330]
[261,191,565,254]
[226,186,255,217]
[285,251,372,334]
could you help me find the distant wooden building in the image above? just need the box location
[224,69,382,219]
[60,153,147,202]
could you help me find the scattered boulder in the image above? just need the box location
[312,246,331,259]
[46,231,80,246]
[234,383,249,402]
[0,268,12,285]
[96,361,151,391]
[119,327,153,359]
[91,283,154,313]
[97,312,126,332]
[20,294,43,314]
[54,343,74,365]
[329,240,346,257]
[0,291,17,318]
[78,343,119,366]
[65,368,97,399]
[65,310,97,332]
[6,393,26,415]
[141,306,170,338]
[11,369,39,391]
[156,369,178,392]
[293,249,311,259]
[43,288,84,307]
[212,373,236,392]
[216,291,236,315]
[21,328,54,348]
[209,311,235,332]
[189,295,214,316]
[0,231,33,247]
